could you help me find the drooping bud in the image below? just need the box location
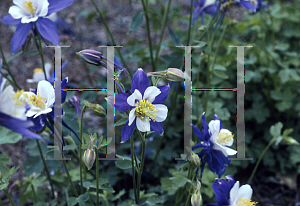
[191,179,202,206]
[282,136,300,145]
[77,49,104,66]
[83,134,96,170]
[166,68,185,82]
[68,95,81,120]
[84,102,106,118]
[190,151,201,168]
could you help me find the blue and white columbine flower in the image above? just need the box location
[0,74,41,139]
[1,0,74,53]
[20,80,55,118]
[108,68,170,143]
[192,113,237,178]
[207,175,257,206]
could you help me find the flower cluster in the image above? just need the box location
[107,69,170,143]
[192,113,237,178]
[207,175,257,206]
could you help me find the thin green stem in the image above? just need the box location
[3,189,15,206]
[184,184,194,206]
[141,0,156,72]
[35,139,55,198]
[136,131,146,204]
[36,31,47,80]
[79,105,87,194]
[31,184,37,203]
[62,158,79,197]
[90,0,131,78]
[187,0,194,46]
[130,135,138,204]
[154,0,172,67]
[247,138,276,184]
[0,45,21,90]
[95,147,99,206]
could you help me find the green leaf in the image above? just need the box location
[68,192,89,206]
[0,154,11,165]
[110,189,126,201]
[146,195,163,204]
[89,178,109,188]
[213,70,229,79]
[168,26,181,46]
[270,122,283,137]
[128,11,144,34]
[115,160,132,169]
[24,51,39,56]
[7,51,23,62]
[283,128,293,137]
[214,65,227,71]
[115,118,127,127]
[275,43,289,51]
[0,127,22,145]
[86,11,97,23]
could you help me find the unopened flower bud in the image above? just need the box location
[190,152,201,168]
[83,135,96,170]
[191,179,202,206]
[77,49,104,66]
[282,137,300,145]
[68,95,81,120]
[166,68,185,82]
[84,102,106,118]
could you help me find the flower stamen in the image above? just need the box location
[28,93,46,109]
[23,1,36,16]
[237,198,257,206]
[135,99,157,122]
[216,130,234,145]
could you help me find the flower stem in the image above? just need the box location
[0,45,21,90]
[36,30,47,80]
[62,157,79,197]
[141,0,156,72]
[3,189,15,206]
[95,147,99,206]
[35,139,55,198]
[31,184,37,203]
[187,0,194,46]
[130,135,138,204]
[136,130,146,204]
[154,0,172,67]
[90,0,131,78]
[247,137,276,184]
[79,105,87,194]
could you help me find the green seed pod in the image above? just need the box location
[83,148,96,170]
[191,179,202,206]
[190,152,201,168]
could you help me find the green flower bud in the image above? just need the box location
[83,135,96,170]
[282,137,300,145]
[190,152,201,168]
[166,68,185,82]
[84,102,106,118]
[191,179,202,206]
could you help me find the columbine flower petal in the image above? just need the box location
[136,116,150,132]
[107,93,131,113]
[1,14,21,25]
[128,108,136,126]
[152,85,170,104]
[127,89,142,106]
[47,0,75,16]
[121,118,137,143]
[143,86,161,103]
[35,0,49,17]
[130,68,149,95]
[37,80,55,107]
[150,121,164,135]
[153,104,168,122]
[8,6,23,19]
[35,18,59,45]
[11,23,32,53]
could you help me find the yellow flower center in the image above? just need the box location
[216,130,234,145]
[250,0,258,6]
[135,99,157,122]
[34,68,43,74]
[23,1,36,16]
[28,93,46,109]
[236,198,257,206]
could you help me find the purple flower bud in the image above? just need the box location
[68,96,81,120]
[77,49,104,66]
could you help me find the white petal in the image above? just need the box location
[209,120,220,135]
[153,104,168,122]
[143,86,161,103]
[237,185,253,200]
[128,108,136,126]
[127,89,142,106]
[212,142,228,156]
[34,0,49,17]
[33,107,52,118]
[26,110,38,117]
[19,91,35,102]
[21,15,38,23]
[219,129,234,146]
[203,0,216,8]
[13,0,24,8]
[136,117,150,132]
[0,78,7,92]
[9,5,23,19]
[0,85,15,116]
[14,104,27,120]
[229,181,240,205]
[37,80,54,106]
